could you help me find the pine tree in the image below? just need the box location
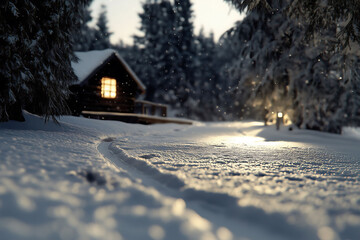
[224,0,360,49]
[173,0,197,116]
[223,0,360,133]
[90,4,113,50]
[73,0,95,51]
[216,27,246,120]
[135,0,227,120]
[135,0,181,108]
[222,1,297,120]
[190,30,224,120]
[0,0,90,122]
[290,45,360,133]
[114,42,143,75]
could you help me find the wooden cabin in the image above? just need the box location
[70,49,146,115]
[69,49,192,125]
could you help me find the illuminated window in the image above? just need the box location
[101,77,117,99]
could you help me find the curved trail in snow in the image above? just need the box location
[97,139,313,240]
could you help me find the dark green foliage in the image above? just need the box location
[73,1,95,51]
[134,0,179,104]
[224,0,360,48]
[90,4,113,50]
[173,0,196,115]
[0,0,90,122]
[133,0,227,120]
[287,0,360,47]
[220,5,298,121]
[223,0,360,133]
[73,2,113,51]
[190,31,225,120]
[135,0,191,116]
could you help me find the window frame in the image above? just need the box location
[101,77,117,99]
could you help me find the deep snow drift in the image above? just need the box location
[0,113,359,240]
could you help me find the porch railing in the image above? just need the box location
[135,100,167,117]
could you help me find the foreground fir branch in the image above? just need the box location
[224,0,360,49]
[223,0,360,133]
[0,0,90,122]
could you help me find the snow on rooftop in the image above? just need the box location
[71,49,146,91]
[72,49,115,84]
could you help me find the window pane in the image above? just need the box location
[101,77,117,99]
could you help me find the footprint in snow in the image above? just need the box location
[140,154,160,159]
[102,137,115,142]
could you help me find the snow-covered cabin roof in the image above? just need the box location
[71,49,146,92]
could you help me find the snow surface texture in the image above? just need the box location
[0,113,359,240]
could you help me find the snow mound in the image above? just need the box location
[1,113,360,240]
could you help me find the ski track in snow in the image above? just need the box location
[105,123,360,240]
[0,115,228,240]
[1,113,360,240]
[99,140,288,240]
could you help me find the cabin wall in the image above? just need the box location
[69,56,140,115]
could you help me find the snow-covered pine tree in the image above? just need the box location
[224,0,360,133]
[0,0,30,121]
[332,53,360,127]
[72,0,96,51]
[173,0,197,117]
[224,0,360,50]
[217,19,258,120]
[290,43,360,133]
[114,42,143,78]
[223,1,298,121]
[134,0,231,120]
[133,1,158,100]
[0,0,89,122]
[190,30,224,120]
[135,0,182,110]
[286,0,360,48]
[216,27,247,120]
[90,4,113,50]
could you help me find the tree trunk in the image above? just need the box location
[9,101,25,122]
[0,101,25,122]
[0,103,9,122]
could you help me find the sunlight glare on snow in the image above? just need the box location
[218,136,265,145]
[317,226,338,240]
[130,205,147,216]
[17,195,36,212]
[148,225,165,240]
[180,212,213,237]
[187,212,212,231]
[171,198,186,216]
[86,223,107,238]
[2,114,360,239]
[203,134,308,149]
[203,135,266,147]
[216,227,233,240]
[94,205,117,222]
[51,205,72,218]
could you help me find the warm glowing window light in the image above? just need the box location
[101,77,117,99]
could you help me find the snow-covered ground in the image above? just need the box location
[1,113,359,240]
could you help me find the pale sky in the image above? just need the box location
[90,0,244,45]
